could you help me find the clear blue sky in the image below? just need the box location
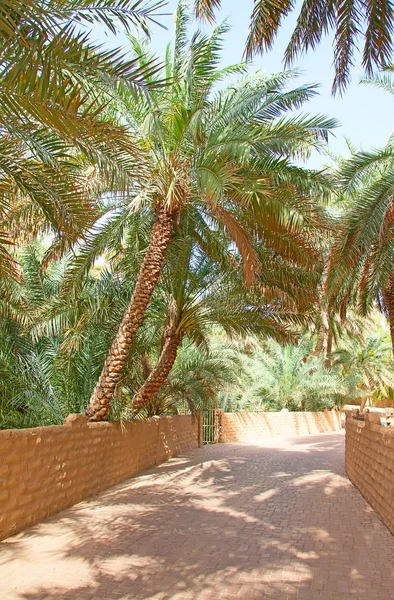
[92,0,393,168]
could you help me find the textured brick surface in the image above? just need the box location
[346,416,394,535]
[1,431,394,599]
[0,414,200,541]
[221,410,342,442]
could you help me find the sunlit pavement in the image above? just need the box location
[1,431,393,599]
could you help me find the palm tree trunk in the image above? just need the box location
[383,274,394,356]
[86,205,174,421]
[313,317,326,356]
[313,256,331,357]
[324,329,333,368]
[132,328,181,414]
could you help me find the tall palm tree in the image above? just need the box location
[327,128,394,354]
[195,0,394,94]
[60,193,321,417]
[131,233,300,414]
[83,2,335,420]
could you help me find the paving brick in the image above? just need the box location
[1,431,393,599]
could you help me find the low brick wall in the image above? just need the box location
[0,414,201,541]
[346,416,394,535]
[220,410,342,442]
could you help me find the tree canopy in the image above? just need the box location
[2,0,394,428]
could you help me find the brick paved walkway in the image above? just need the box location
[1,431,394,599]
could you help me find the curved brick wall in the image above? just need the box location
[346,417,394,535]
[0,414,201,541]
[220,410,342,442]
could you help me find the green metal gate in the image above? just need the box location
[202,409,222,444]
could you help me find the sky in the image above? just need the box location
[92,0,394,168]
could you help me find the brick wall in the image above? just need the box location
[346,416,394,535]
[0,414,201,541]
[220,410,342,442]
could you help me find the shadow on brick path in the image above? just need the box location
[1,431,393,599]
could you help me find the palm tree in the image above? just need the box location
[311,304,367,367]
[195,0,394,94]
[1,0,163,105]
[306,147,373,363]
[83,1,336,420]
[0,0,163,278]
[135,339,242,417]
[333,334,394,409]
[327,129,394,354]
[131,232,301,414]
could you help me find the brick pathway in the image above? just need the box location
[1,431,394,599]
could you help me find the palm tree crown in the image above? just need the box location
[0,0,163,280]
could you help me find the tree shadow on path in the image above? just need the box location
[1,432,393,599]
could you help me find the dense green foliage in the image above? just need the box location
[3,245,393,428]
[221,339,346,412]
[0,0,165,280]
[219,329,394,413]
[2,0,394,428]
